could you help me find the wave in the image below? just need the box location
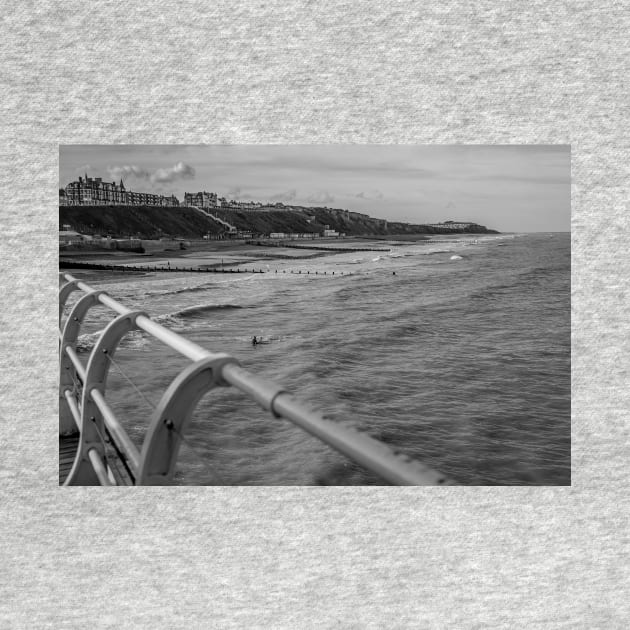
[170,303,245,319]
[76,331,102,352]
[76,329,150,353]
[467,265,558,302]
[422,248,456,256]
[136,283,216,299]
[74,303,245,351]
[152,313,187,328]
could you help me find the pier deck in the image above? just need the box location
[59,435,80,485]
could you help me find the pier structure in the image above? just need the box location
[59,272,453,486]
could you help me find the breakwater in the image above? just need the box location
[59,260,344,275]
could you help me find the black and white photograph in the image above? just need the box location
[59,144,570,486]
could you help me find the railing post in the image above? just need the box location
[59,278,79,325]
[59,290,104,436]
[64,309,147,486]
[137,354,240,485]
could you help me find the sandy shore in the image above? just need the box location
[61,240,256,260]
[60,239,357,274]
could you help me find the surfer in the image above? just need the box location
[252,336,258,346]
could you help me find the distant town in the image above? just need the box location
[62,173,268,210]
[59,173,497,249]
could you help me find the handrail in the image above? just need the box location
[64,346,87,382]
[91,388,141,475]
[59,272,454,485]
[63,389,81,425]
[135,315,213,362]
[87,449,113,486]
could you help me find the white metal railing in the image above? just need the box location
[59,272,454,486]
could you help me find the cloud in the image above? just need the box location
[306,190,335,204]
[471,174,568,185]
[107,165,151,181]
[355,189,384,200]
[269,189,297,202]
[150,161,195,183]
[106,162,195,184]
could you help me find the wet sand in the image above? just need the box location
[60,239,349,272]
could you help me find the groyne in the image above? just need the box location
[59,260,344,275]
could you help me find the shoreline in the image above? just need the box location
[59,234,437,258]
[59,233,489,274]
[59,236,391,266]
[59,239,353,275]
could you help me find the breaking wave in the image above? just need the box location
[170,303,245,318]
[74,303,244,352]
[76,329,150,353]
[422,248,456,256]
[135,283,215,299]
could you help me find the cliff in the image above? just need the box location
[60,205,222,239]
[59,205,498,239]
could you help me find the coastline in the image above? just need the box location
[60,238,355,274]
[60,236,387,266]
[59,233,488,278]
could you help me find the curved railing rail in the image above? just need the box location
[59,272,454,486]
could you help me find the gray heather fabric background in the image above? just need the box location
[1,1,628,628]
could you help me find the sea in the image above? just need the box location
[62,232,571,485]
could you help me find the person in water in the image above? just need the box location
[252,336,258,346]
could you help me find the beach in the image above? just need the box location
[60,237,405,276]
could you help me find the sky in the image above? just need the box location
[59,145,570,232]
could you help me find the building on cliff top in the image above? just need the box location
[426,221,482,230]
[184,191,218,208]
[62,174,179,207]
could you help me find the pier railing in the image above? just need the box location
[59,272,453,485]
